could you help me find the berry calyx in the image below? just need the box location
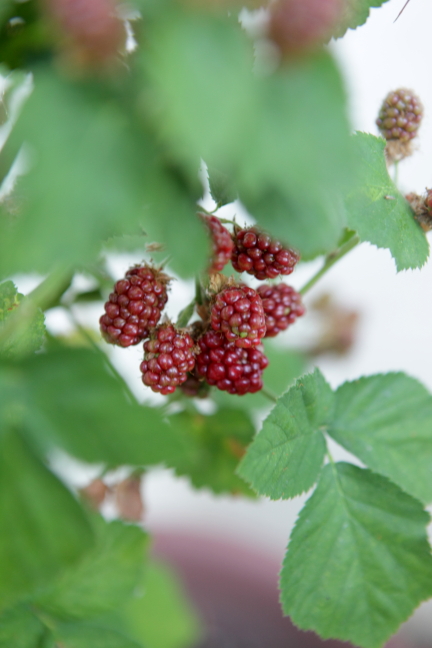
[210,284,266,348]
[406,190,432,232]
[195,330,269,395]
[257,283,305,337]
[99,265,169,347]
[232,226,299,280]
[200,213,234,273]
[267,0,343,57]
[376,88,423,162]
[140,323,196,395]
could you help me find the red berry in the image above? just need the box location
[376,89,423,143]
[232,227,299,281]
[140,324,196,395]
[100,265,169,347]
[257,283,305,337]
[426,190,432,214]
[200,213,234,273]
[179,372,211,399]
[45,0,124,65]
[267,0,343,57]
[195,330,269,395]
[210,285,266,349]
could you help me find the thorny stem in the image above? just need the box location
[299,234,360,296]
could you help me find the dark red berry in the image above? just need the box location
[232,227,299,281]
[267,0,343,57]
[200,213,234,273]
[140,324,196,395]
[179,372,211,399]
[376,89,423,143]
[100,265,169,347]
[195,330,269,396]
[45,0,124,65]
[210,284,266,349]
[257,283,305,337]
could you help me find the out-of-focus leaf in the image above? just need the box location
[52,622,142,648]
[121,562,202,648]
[171,408,256,496]
[333,0,391,38]
[0,430,94,610]
[0,604,45,648]
[37,517,149,620]
[0,281,45,358]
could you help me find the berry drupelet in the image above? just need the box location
[232,227,299,281]
[258,283,305,337]
[140,324,196,395]
[100,265,169,347]
[210,284,266,348]
[200,213,234,273]
[196,330,269,396]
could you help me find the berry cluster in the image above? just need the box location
[100,213,305,397]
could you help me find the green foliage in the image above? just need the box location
[0,605,45,648]
[0,431,94,610]
[329,373,432,504]
[36,517,149,620]
[52,623,142,648]
[345,133,429,270]
[120,562,202,648]
[238,369,331,499]
[2,346,190,466]
[333,0,391,38]
[171,407,256,496]
[280,463,432,648]
[0,281,45,358]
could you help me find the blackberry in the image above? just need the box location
[376,89,423,162]
[232,227,299,281]
[100,265,169,347]
[267,0,343,57]
[200,213,234,273]
[140,323,195,395]
[179,372,211,399]
[257,283,305,337]
[210,284,266,348]
[45,0,124,66]
[406,190,432,232]
[195,330,269,395]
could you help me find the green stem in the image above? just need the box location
[261,387,278,404]
[299,234,360,296]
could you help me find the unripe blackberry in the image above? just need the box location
[44,0,125,66]
[257,283,305,337]
[210,285,266,349]
[200,213,234,273]
[267,0,343,57]
[140,323,196,395]
[232,227,299,281]
[377,89,423,142]
[100,265,169,347]
[179,372,211,399]
[196,330,269,396]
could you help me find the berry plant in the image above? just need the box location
[1,1,432,648]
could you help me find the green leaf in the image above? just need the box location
[280,463,432,648]
[238,52,354,259]
[0,430,94,610]
[207,166,237,207]
[238,369,332,499]
[120,562,202,648]
[21,347,190,466]
[328,372,432,504]
[333,0,391,38]
[53,623,142,648]
[0,69,205,278]
[0,605,45,648]
[345,133,429,270]
[142,11,255,173]
[171,408,256,496]
[0,281,45,358]
[36,517,148,620]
